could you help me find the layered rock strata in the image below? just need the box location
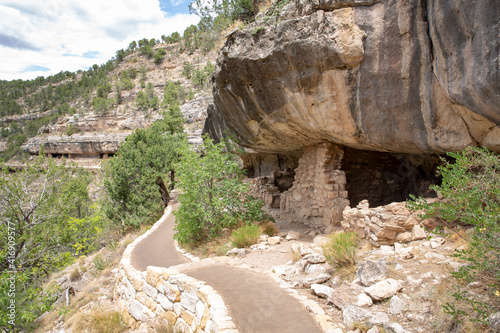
[211,0,500,154]
[22,134,128,158]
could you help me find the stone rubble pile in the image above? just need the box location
[341,200,430,246]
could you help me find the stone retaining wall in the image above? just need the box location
[114,206,237,332]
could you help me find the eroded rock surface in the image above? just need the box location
[209,0,500,154]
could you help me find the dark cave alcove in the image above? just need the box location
[341,148,441,207]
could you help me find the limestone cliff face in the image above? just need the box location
[210,0,500,154]
[22,134,128,156]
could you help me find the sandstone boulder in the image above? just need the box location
[364,278,403,301]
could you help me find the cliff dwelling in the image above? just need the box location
[248,143,441,229]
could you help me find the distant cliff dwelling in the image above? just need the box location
[249,143,440,228]
[22,134,127,160]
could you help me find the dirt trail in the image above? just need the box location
[130,195,322,333]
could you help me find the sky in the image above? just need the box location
[0,0,200,81]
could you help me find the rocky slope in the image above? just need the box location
[14,44,216,160]
[209,0,500,155]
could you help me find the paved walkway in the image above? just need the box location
[131,198,188,270]
[130,195,322,333]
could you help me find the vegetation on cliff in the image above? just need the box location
[409,146,500,326]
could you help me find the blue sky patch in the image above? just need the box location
[83,51,100,59]
[22,65,50,73]
[159,0,191,15]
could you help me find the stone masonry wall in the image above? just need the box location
[342,200,429,247]
[280,143,349,227]
[115,206,237,332]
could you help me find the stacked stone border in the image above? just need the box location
[114,205,238,332]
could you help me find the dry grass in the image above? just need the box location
[257,0,274,13]
[231,224,262,248]
[261,221,279,237]
[185,232,233,258]
[425,278,490,332]
[69,268,81,281]
[449,227,471,249]
[153,319,173,333]
[291,251,301,263]
[322,231,358,270]
[69,305,127,333]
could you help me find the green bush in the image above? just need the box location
[104,116,186,228]
[174,137,269,245]
[231,224,261,248]
[182,61,193,79]
[322,232,358,270]
[65,123,80,136]
[154,49,167,64]
[408,146,500,324]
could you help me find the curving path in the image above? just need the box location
[130,193,322,333]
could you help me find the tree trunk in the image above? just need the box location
[157,176,170,207]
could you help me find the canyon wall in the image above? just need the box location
[210,0,500,154]
[206,0,500,227]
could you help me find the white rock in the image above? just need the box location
[291,243,301,254]
[365,278,403,301]
[313,235,328,246]
[357,260,387,287]
[305,263,327,274]
[268,236,281,245]
[342,305,371,326]
[300,244,314,256]
[488,312,500,332]
[430,237,446,248]
[272,265,287,276]
[390,295,406,314]
[330,329,344,333]
[303,253,326,264]
[302,272,331,287]
[409,278,423,288]
[357,293,373,307]
[384,322,410,333]
[412,225,427,240]
[258,235,269,243]
[304,299,325,315]
[379,245,394,253]
[157,293,173,311]
[311,284,334,299]
[287,230,301,241]
[226,248,247,258]
[367,327,380,333]
[424,252,446,260]
[398,246,414,259]
[369,312,390,325]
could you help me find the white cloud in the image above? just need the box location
[0,0,199,81]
